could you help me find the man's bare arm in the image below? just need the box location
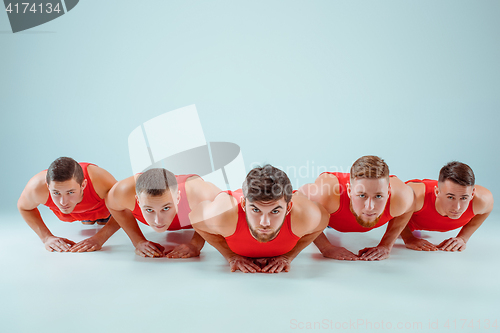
[162,176,221,258]
[106,178,164,257]
[359,178,415,260]
[165,231,206,258]
[195,228,261,273]
[313,232,360,260]
[358,210,413,260]
[262,229,325,273]
[439,186,494,251]
[17,172,75,252]
[68,165,121,252]
[399,181,438,251]
[298,173,340,214]
[190,196,261,272]
[400,224,438,251]
[262,198,330,272]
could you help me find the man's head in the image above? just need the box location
[46,157,87,214]
[347,155,391,228]
[135,168,180,232]
[435,161,475,219]
[241,165,293,242]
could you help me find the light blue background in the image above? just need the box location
[1,0,499,213]
[1,3,500,333]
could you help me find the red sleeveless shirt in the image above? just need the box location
[43,163,110,222]
[132,174,196,231]
[224,189,301,258]
[406,179,475,232]
[322,172,393,233]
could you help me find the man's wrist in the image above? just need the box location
[91,234,106,245]
[317,243,334,253]
[41,233,54,243]
[227,254,241,263]
[400,233,416,243]
[132,236,148,247]
[190,237,205,250]
[376,243,393,251]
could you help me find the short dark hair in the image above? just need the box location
[439,161,475,186]
[46,157,84,185]
[135,168,178,197]
[242,164,293,204]
[350,155,389,180]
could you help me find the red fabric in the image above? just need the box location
[406,179,475,232]
[43,163,110,222]
[132,174,196,230]
[322,172,393,233]
[224,189,300,258]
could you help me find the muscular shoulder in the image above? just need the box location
[106,176,136,211]
[472,185,494,215]
[86,164,117,199]
[18,171,49,209]
[389,177,415,217]
[406,181,426,212]
[189,192,239,237]
[298,173,340,214]
[184,176,222,207]
[290,192,329,237]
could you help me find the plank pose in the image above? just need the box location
[18,157,120,252]
[106,168,220,258]
[401,161,493,251]
[300,155,414,261]
[190,165,329,273]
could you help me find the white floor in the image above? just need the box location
[1,208,499,333]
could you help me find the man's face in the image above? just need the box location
[47,178,87,214]
[435,180,475,219]
[243,197,292,243]
[348,177,390,228]
[137,189,180,233]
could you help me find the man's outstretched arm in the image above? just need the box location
[165,231,206,259]
[190,197,261,273]
[17,174,75,252]
[195,228,261,273]
[400,224,438,251]
[313,232,360,260]
[262,198,330,272]
[359,178,415,260]
[106,179,164,258]
[440,186,494,251]
[69,165,121,252]
[358,210,412,260]
[262,229,325,273]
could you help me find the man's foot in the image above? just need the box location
[81,215,111,226]
[96,218,109,225]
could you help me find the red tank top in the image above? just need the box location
[132,174,197,231]
[406,179,475,232]
[43,163,110,222]
[322,172,393,233]
[224,189,301,258]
